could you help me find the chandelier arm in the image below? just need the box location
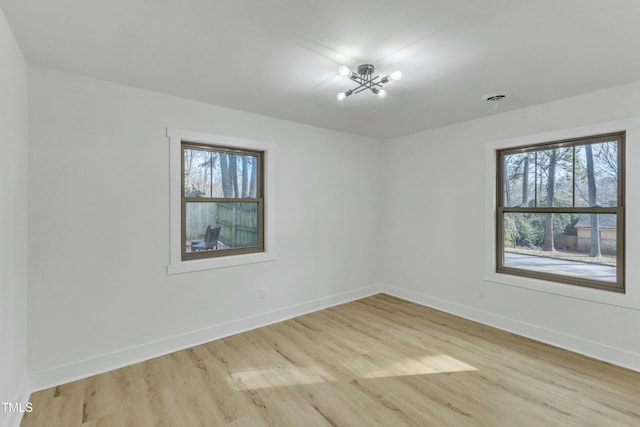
[363,76,383,88]
[350,77,383,89]
[350,83,369,93]
[352,86,372,95]
[363,81,383,90]
[350,85,383,96]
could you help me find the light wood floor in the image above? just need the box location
[22,294,640,426]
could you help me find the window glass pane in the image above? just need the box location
[535,148,573,208]
[185,202,259,252]
[184,147,259,198]
[574,141,618,207]
[502,212,616,283]
[503,153,535,207]
[219,152,259,198]
[183,148,213,197]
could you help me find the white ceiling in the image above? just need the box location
[2,0,640,139]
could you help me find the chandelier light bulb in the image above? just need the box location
[337,89,353,101]
[338,65,351,77]
[372,87,387,98]
[381,70,402,84]
[389,70,402,81]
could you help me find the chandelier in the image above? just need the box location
[336,64,402,101]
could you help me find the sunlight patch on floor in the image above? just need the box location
[228,354,476,390]
[341,353,477,379]
[228,365,337,390]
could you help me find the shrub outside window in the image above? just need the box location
[182,143,264,260]
[496,132,624,292]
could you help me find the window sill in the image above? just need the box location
[484,270,640,311]
[167,250,276,274]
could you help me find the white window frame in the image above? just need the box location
[166,128,277,274]
[484,117,640,310]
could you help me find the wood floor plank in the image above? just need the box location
[21,295,640,426]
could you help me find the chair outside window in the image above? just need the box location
[191,225,221,251]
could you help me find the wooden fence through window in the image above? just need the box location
[186,203,258,248]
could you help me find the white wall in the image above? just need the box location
[28,67,382,389]
[0,9,30,427]
[381,82,640,371]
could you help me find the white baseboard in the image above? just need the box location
[29,284,382,392]
[380,284,640,373]
[2,374,30,427]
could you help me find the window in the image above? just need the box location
[182,143,263,260]
[167,128,276,274]
[497,132,624,292]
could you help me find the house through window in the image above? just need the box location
[496,132,625,292]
